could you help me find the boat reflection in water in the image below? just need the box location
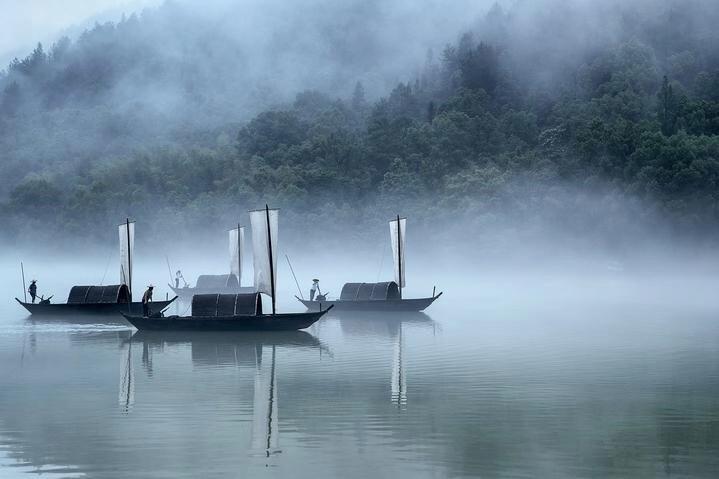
[333,311,435,408]
[122,330,326,458]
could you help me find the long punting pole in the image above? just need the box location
[396,214,402,299]
[285,254,304,300]
[265,205,276,315]
[126,218,132,299]
[21,262,27,303]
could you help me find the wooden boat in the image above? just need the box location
[122,309,328,331]
[297,216,442,312]
[15,219,175,317]
[296,282,441,312]
[16,285,176,316]
[123,205,332,332]
[168,225,254,299]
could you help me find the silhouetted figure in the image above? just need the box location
[175,270,186,288]
[28,280,37,303]
[142,285,154,316]
[310,279,321,301]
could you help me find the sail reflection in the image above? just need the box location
[336,311,435,407]
[126,330,325,457]
[390,323,406,407]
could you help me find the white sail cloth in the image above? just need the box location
[250,208,278,297]
[119,221,135,294]
[229,226,245,286]
[389,217,406,288]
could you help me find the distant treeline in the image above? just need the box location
[2,1,719,247]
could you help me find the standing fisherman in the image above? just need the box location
[175,270,186,289]
[310,279,321,301]
[142,285,154,316]
[28,280,37,303]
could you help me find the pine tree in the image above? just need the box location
[352,81,366,111]
[658,76,678,136]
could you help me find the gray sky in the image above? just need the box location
[0,0,160,65]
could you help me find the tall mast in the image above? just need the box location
[396,214,402,299]
[126,217,132,298]
[265,205,276,315]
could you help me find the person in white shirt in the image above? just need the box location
[310,279,321,301]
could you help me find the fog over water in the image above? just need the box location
[1,251,719,477]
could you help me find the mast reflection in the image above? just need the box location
[336,311,434,407]
[118,338,134,413]
[125,330,325,456]
[251,344,280,456]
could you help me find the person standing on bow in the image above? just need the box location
[142,285,154,316]
[28,280,37,303]
[310,279,321,301]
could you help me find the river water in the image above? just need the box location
[1,261,718,478]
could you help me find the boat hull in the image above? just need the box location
[121,309,329,331]
[15,298,177,316]
[297,293,441,312]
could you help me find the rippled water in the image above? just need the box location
[1,272,719,478]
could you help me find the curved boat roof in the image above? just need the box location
[340,282,400,301]
[195,274,239,289]
[192,293,262,317]
[67,285,131,304]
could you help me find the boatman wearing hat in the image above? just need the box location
[28,280,37,303]
[310,279,321,301]
[142,285,154,316]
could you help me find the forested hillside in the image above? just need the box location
[2,0,719,250]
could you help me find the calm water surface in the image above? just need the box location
[1,273,719,478]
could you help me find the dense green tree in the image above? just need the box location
[658,76,680,135]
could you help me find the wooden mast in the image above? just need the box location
[265,205,276,315]
[396,214,402,299]
[21,262,27,303]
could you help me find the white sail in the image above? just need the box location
[251,345,279,453]
[229,226,245,286]
[389,217,406,288]
[119,220,135,295]
[250,208,278,297]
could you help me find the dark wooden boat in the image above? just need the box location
[297,216,442,313]
[122,311,327,331]
[169,225,253,299]
[121,292,331,331]
[133,205,329,332]
[15,284,177,316]
[168,274,254,299]
[16,298,177,316]
[297,281,442,312]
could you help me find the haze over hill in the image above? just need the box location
[1,0,719,262]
